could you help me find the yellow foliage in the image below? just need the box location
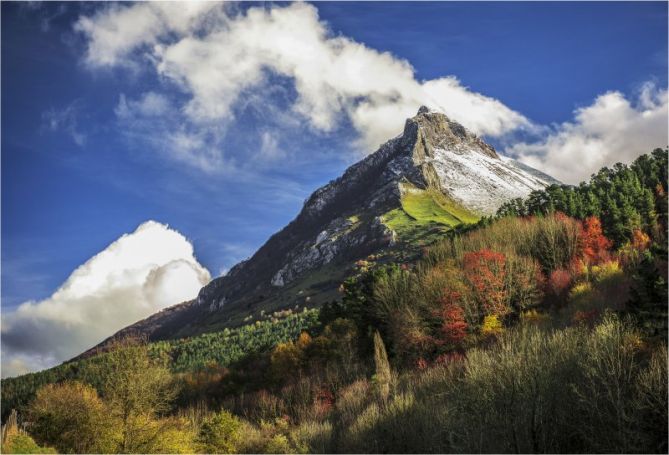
[623,332,645,353]
[270,342,302,380]
[591,260,622,283]
[28,381,117,453]
[296,331,312,350]
[481,315,503,336]
[570,282,593,298]
[1,433,56,454]
[522,309,549,323]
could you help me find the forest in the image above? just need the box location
[1,149,667,454]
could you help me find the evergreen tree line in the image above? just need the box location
[497,148,668,247]
[1,310,320,422]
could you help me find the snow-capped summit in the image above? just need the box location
[81,107,559,348]
[390,107,558,215]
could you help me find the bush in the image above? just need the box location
[1,433,56,454]
[197,410,242,453]
[27,381,116,453]
[291,420,332,453]
[572,314,643,453]
[480,315,503,337]
[633,345,668,452]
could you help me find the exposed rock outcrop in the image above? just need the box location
[82,107,557,347]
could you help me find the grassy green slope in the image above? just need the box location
[382,185,479,246]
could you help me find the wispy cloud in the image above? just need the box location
[41,99,86,146]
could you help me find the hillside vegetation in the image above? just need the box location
[1,149,667,454]
[382,184,479,246]
[1,310,320,419]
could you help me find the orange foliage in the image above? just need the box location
[581,216,612,264]
[630,229,651,251]
[656,183,665,197]
[296,331,312,350]
[554,211,570,222]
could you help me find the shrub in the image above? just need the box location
[27,381,116,453]
[573,314,642,453]
[522,213,582,272]
[1,433,56,454]
[480,315,503,337]
[548,268,572,296]
[144,417,197,454]
[333,379,372,431]
[633,345,668,453]
[570,281,593,300]
[591,260,623,283]
[197,410,242,453]
[463,249,510,317]
[521,309,549,324]
[505,253,544,313]
[291,420,333,453]
[270,342,303,383]
[451,325,582,453]
[439,293,468,347]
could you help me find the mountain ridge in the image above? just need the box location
[75,107,558,358]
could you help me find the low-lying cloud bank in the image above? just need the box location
[1,221,211,378]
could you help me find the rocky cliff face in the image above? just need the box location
[80,107,557,348]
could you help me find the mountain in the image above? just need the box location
[78,107,557,356]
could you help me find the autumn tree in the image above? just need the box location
[463,249,509,318]
[99,338,179,453]
[581,216,612,264]
[28,382,116,453]
[548,269,571,296]
[505,254,544,314]
[439,291,468,348]
[270,341,302,383]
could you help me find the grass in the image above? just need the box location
[382,185,479,245]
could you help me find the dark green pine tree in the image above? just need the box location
[638,187,658,232]
[627,250,668,338]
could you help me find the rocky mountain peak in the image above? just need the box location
[401,106,499,163]
[87,107,559,346]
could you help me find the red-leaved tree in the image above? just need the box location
[439,291,468,347]
[548,268,571,296]
[463,249,509,317]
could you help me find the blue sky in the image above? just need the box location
[1,2,667,374]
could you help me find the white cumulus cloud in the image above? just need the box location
[72,2,667,183]
[74,2,531,170]
[508,83,668,184]
[1,221,211,378]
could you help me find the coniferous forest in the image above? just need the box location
[2,149,667,454]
